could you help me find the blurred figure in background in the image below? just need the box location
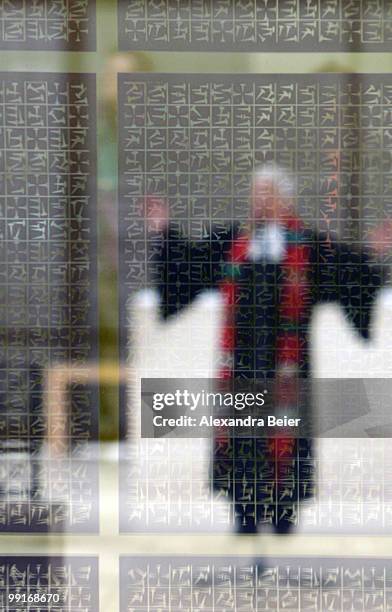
[147,163,391,551]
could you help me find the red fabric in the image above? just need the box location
[218,218,310,375]
[216,218,311,482]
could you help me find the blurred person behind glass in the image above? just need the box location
[147,163,392,546]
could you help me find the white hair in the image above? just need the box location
[252,163,296,200]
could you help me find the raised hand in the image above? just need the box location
[144,195,168,232]
[365,219,392,256]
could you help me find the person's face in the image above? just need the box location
[251,178,292,222]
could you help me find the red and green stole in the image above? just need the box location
[216,217,311,479]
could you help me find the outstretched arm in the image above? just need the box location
[316,237,388,341]
[145,197,234,319]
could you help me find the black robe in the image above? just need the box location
[150,222,384,532]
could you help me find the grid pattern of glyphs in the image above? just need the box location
[0,73,98,531]
[0,556,99,610]
[119,0,392,52]
[121,556,392,611]
[0,0,95,50]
